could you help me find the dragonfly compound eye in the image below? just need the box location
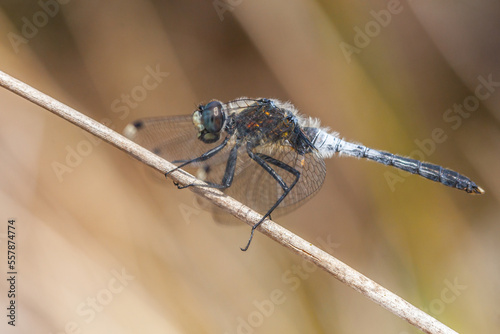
[193,100,225,143]
[202,101,224,133]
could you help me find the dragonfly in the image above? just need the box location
[124,97,484,251]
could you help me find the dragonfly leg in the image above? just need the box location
[181,143,240,190]
[165,136,229,188]
[240,148,301,251]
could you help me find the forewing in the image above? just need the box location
[124,115,231,174]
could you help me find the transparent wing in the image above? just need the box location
[124,115,232,174]
[125,114,242,226]
[210,143,326,223]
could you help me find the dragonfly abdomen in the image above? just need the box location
[365,149,484,194]
[313,131,484,194]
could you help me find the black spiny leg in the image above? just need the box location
[241,148,302,251]
[165,136,230,188]
[181,143,240,190]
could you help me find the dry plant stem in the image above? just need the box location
[0,70,458,334]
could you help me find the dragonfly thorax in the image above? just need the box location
[234,101,299,148]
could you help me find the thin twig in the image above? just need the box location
[0,70,458,334]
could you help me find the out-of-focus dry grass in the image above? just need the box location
[0,1,499,333]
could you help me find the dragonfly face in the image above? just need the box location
[124,97,484,250]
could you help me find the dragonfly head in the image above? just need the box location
[193,100,226,143]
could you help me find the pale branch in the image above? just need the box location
[0,70,458,334]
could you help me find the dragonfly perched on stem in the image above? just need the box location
[124,97,484,251]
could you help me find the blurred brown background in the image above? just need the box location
[1,1,499,333]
